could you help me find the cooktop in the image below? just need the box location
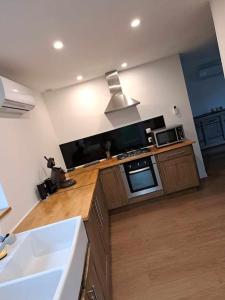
[117,148,150,160]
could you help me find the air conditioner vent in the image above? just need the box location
[0,76,35,114]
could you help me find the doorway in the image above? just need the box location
[180,38,225,176]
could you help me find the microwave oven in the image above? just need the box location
[151,125,185,148]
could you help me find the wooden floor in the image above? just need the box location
[111,152,225,299]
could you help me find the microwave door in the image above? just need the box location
[156,129,177,147]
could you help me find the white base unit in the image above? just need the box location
[0,217,88,300]
[0,76,35,114]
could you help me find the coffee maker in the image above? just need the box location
[44,156,76,188]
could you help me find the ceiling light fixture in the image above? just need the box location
[131,18,141,28]
[53,40,64,50]
[77,75,83,81]
[121,62,128,68]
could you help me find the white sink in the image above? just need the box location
[0,217,88,300]
[0,269,63,300]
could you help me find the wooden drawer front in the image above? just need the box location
[84,180,111,300]
[82,246,91,289]
[100,166,128,210]
[84,252,105,300]
[85,208,108,299]
[157,145,193,162]
[94,193,110,253]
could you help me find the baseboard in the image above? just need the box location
[11,201,39,233]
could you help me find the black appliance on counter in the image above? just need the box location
[44,178,58,194]
[60,116,165,169]
[120,156,163,199]
[44,156,76,188]
[37,178,58,201]
[151,125,185,148]
[37,182,49,200]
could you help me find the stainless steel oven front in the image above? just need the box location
[120,155,163,199]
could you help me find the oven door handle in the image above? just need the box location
[128,167,150,174]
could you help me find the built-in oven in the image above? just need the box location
[120,156,163,199]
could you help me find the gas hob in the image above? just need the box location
[117,148,150,160]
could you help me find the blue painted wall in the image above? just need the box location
[180,40,225,117]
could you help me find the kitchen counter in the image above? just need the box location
[57,169,99,194]
[15,140,195,233]
[68,139,195,173]
[14,184,96,233]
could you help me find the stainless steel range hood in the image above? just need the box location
[104,70,140,114]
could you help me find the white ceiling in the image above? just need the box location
[0,0,216,91]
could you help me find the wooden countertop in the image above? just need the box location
[14,184,96,233]
[68,139,195,174]
[15,140,194,233]
[56,169,99,194]
[0,207,12,220]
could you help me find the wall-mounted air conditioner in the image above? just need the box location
[0,76,35,114]
[198,60,223,80]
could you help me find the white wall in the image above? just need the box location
[211,0,225,75]
[0,94,64,233]
[44,55,207,178]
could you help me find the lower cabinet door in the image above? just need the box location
[203,116,224,146]
[195,123,206,149]
[100,166,128,210]
[85,204,110,299]
[94,181,110,252]
[158,151,199,194]
[84,255,105,300]
[222,114,225,138]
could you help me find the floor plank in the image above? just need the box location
[111,151,225,299]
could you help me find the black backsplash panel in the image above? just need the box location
[60,116,165,169]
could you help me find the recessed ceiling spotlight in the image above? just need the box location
[131,18,141,28]
[77,75,83,81]
[121,62,128,68]
[53,40,64,50]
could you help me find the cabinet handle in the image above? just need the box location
[206,119,219,124]
[164,150,187,159]
[87,285,99,300]
[92,285,99,300]
[128,167,150,174]
[87,288,94,299]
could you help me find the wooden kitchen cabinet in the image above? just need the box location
[94,179,110,251]
[202,116,224,147]
[157,145,200,194]
[100,166,128,210]
[221,113,225,137]
[195,119,206,149]
[82,250,105,300]
[194,110,225,150]
[84,180,111,300]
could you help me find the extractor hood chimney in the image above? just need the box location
[104,70,140,114]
